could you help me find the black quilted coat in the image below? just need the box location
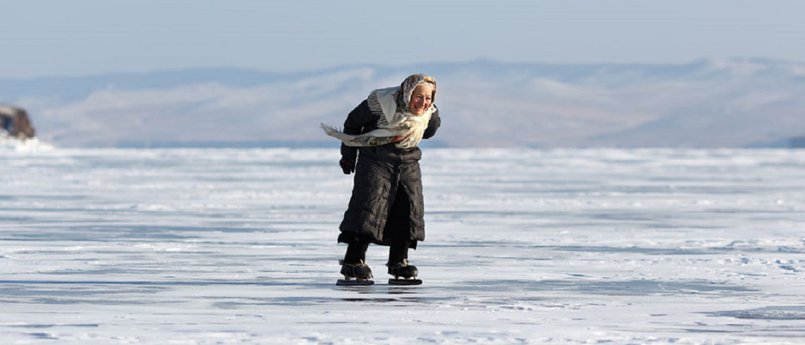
[337,100,441,246]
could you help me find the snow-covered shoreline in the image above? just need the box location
[1,148,803,344]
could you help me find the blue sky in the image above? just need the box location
[2,0,804,78]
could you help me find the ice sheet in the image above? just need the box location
[1,148,804,344]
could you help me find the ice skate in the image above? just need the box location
[336,260,374,286]
[387,259,422,285]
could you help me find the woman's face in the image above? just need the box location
[408,83,434,115]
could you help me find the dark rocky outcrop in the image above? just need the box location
[0,105,36,139]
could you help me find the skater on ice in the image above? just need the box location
[322,73,441,285]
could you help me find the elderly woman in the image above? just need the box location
[322,74,441,285]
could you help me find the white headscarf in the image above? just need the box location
[321,74,437,148]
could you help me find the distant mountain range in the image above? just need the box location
[2,58,805,148]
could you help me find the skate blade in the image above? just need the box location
[388,278,422,286]
[336,279,374,286]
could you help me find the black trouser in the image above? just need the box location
[343,186,411,266]
[343,237,411,266]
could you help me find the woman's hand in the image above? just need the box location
[339,157,355,175]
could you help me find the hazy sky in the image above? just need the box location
[2,0,804,78]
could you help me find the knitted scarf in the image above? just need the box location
[321,74,437,149]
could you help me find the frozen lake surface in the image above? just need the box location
[1,147,804,344]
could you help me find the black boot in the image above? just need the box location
[340,260,373,280]
[387,259,418,279]
[337,239,374,285]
